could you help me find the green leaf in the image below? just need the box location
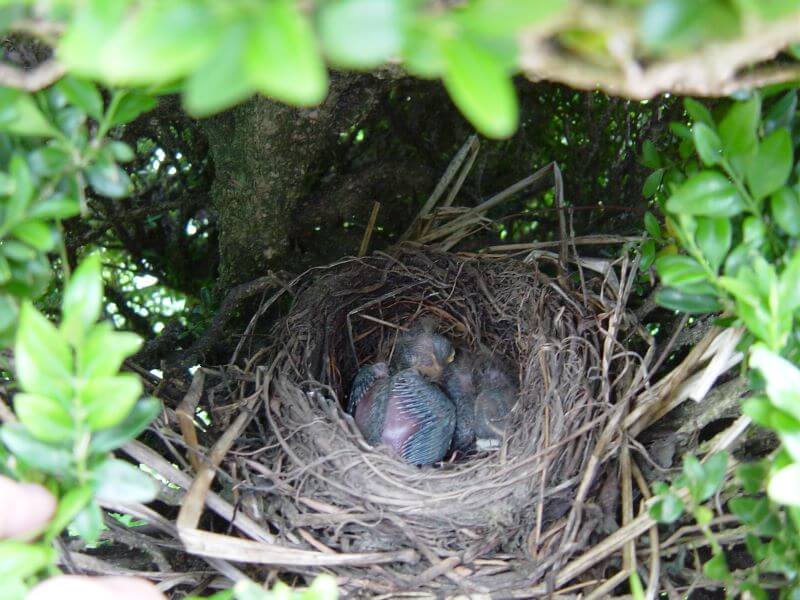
[655,254,707,288]
[768,463,800,507]
[0,424,72,475]
[94,458,157,503]
[639,0,739,52]
[14,393,73,442]
[764,90,797,134]
[457,0,568,36]
[780,247,800,312]
[90,397,160,454]
[93,2,219,85]
[665,171,745,217]
[45,484,93,542]
[750,345,800,422]
[771,186,800,236]
[0,540,55,580]
[79,374,143,430]
[655,287,722,314]
[56,76,103,120]
[644,211,662,239]
[684,98,714,127]
[649,491,684,523]
[77,322,141,378]
[641,140,661,169]
[0,240,35,262]
[71,500,103,545]
[57,0,129,80]
[107,141,135,163]
[695,217,731,272]
[61,253,103,345]
[640,240,656,271]
[746,128,793,200]
[701,452,729,499]
[318,0,404,68]
[642,169,663,197]
[0,88,57,137]
[730,497,769,525]
[15,302,73,402]
[441,35,517,139]
[693,123,723,166]
[86,157,131,198]
[6,154,34,226]
[109,91,157,126]
[693,505,713,526]
[703,552,730,581]
[29,146,71,177]
[737,461,768,494]
[11,220,56,252]
[402,17,445,78]
[28,195,80,220]
[719,96,761,159]
[245,0,328,106]
[184,22,255,117]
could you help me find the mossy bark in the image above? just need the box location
[203,73,383,287]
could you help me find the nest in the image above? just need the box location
[208,243,642,596]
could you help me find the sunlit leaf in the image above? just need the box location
[245,0,328,106]
[640,0,739,52]
[184,22,255,117]
[45,484,93,542]
[719,96,761,161]
[319,0,404,68]
[768,463,800,507]
[56,76,103,120]
[61,253,103,344]
[109,91,157,126]
[0,424,72,475]
[15,302,72,402]
[655,287,722,314]
[750,345,800,422]
[693,123,723,166]
[14,393,73,442]
[684,98,714,127]
[0,540,55,580]
[655,254,707,288]
[441,35,517,138]
[457,0,567,36]
[0,88,57,137]
[11,221,56,253]
[71,500,103,545]
[77,322,141,379]
[695,217,731,272]
[79,374,143,430]
[90,397,161,454]
[746,128,793,200]
[703,552,730,581]
[649,491,684,523]
[666,171,745,217]
[94,458,157,503]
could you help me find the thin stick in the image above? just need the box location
[359,201,381,257]
[401,134,478,241]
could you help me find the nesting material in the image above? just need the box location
[226,244,634,594]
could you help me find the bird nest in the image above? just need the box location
[190,243,645,596]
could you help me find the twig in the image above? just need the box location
[0,60,65,92]
[358,201,381,257]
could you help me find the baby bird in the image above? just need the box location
[353,369,456,465]
[391,317,455,382]
[442,350,478,452]
[347,362,389,415]
[473,357,518,450]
